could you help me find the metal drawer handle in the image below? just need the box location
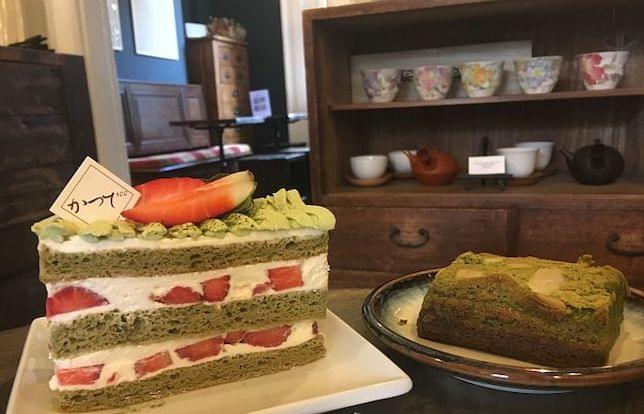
[389,227,430,248]
[606,232,644,257]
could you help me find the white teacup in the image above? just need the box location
[515,141,555,170]
[350,155,388,179]
[496,147,538,178]
[388,150,416,175]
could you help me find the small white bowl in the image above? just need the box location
[515,142,555,170]
[495,147,538,178]
[388,150,416,175]
[351,155,388,179]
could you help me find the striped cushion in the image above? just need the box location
[129,144,252,170]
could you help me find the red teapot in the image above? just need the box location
[404,148,459,186]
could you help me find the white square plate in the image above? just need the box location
[7,310,412,414]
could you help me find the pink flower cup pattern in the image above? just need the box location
[413,65,453,100]
[579,51,629,90]
[360,69,401,103]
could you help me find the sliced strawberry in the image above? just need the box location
[242,325,291,348]
[268,266,304,291]
[175,336,224,361]
[312,321,319,335]
[46,286,109,318]
[134,177,204,205]
[151,286,201,305]
[201,275,230,302]
[56,364,104,386]
[122,171,256,226]
[107,372,118,384]
[252,281,272,296]
[135,351,172,378]
[224,330,245,344]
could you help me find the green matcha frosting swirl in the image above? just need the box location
[32,188,335,243]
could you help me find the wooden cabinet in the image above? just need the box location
[518,209,644,280]
[186,36,251,143]
[329,207,513,283]
[0,47,96,329]
[120,81,209,157]
[303,0,644,288]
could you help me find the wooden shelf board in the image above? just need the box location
[321,174,644,209]
[329,88,644,112]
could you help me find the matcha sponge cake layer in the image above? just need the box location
[39,231,328,282]
[52,322,324,412]
[417,252,629,367]
[57,336,325,412]
[50,289,326,358]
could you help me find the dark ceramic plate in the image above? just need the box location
[362,270,644,392]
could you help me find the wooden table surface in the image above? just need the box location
[1,289,642,414]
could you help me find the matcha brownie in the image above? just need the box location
[417,252,629,367]
[33,172,335,411]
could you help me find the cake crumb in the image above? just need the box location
[398,318,408,326]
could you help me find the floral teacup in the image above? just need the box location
[360,68,401,102]
[413,65,453,100]
[514,56,562,94]
[578,51,629,90]
[458,61,504,98]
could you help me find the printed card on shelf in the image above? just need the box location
[49,157,140,225]
[249,89,272,119]
[468,155,506,175]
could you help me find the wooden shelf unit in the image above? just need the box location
[304,0,644,288]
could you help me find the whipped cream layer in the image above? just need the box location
[51,320,319,391]
[47,254,329,323]
[40,228,324,254]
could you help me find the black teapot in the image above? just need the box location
[559,140,624,185]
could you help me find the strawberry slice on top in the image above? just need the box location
[135,177,204,205]
[268,266,304,291]
[242,325,291,348]
[122,171,256,226]
[46,286,109,318]
[175,336,224,362]
[56,364,104,386]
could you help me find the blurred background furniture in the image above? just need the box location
[120,80,209,157]
[186,36,251,144]
[0,46,96,329]
[238,150,311,199]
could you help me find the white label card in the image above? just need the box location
[249,89,272,119]
[468,155,506,175]
[49,157,141,225]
